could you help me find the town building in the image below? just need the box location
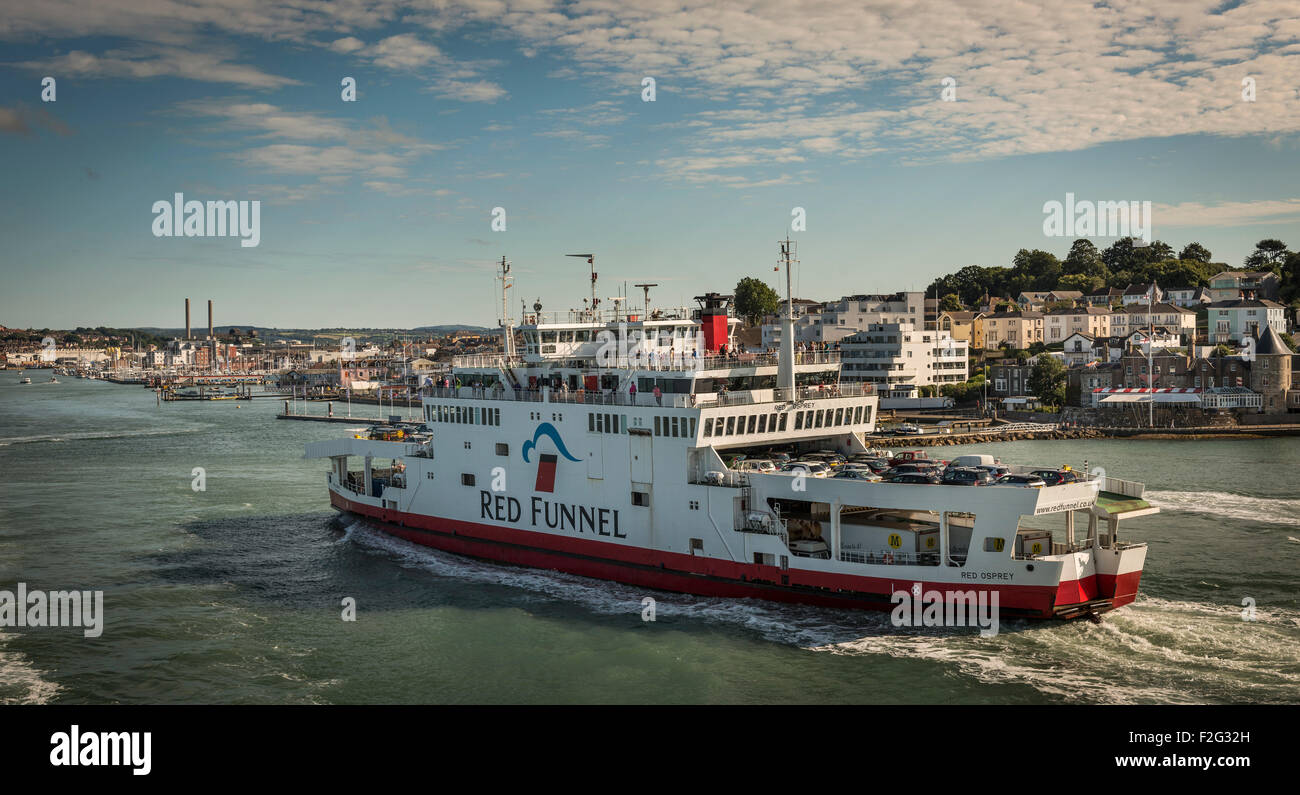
[1205,298,1287,345]
[1084,286,1125,307]
[1110,302,1196,342]
[1163,285,1210,308]
[1249,325,1295,414]
[937,310,983,349]
[1207,271,1280,302]
[1044,305,1111,344]
[817,292,926,342]
[1120,282,1163,306]
[976,310,1044,350]
[839,322,968,398]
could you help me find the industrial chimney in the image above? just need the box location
[208,300,214,340]
[185,298,191,339]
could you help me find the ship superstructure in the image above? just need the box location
[307,247,1157,619]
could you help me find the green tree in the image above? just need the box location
[1244,239,1289,270]
[940,293,964,312]
[1011,248,1062,292]
[1029,355,1066,406]
[733,277,780,325]
[1058,273,1101,293]
[1063,239,1107,278]
[1179,242,1212,263]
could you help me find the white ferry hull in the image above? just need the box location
[325,486,1138,619]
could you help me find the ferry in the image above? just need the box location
[307,247,1158,620]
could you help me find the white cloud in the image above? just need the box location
[1155,199,1300,227]
[15,47,299,89]
[329,36,366,54]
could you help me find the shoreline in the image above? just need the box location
[872,425,1300,445]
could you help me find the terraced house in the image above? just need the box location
[1109,303,1196,342]
[1044,305,1111,343]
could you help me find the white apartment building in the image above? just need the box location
[760,292,926,347]
[760,299,824,348]
[839,322,969,398]
[817,292,926,343]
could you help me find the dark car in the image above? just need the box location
[941,467,995,486]
[1030,469,1082,486]
[888,473,941,484]
[887,463,935,477]
[975,464,1011,479]
[995,474,1047,488]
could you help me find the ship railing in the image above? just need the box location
[736,517,788,543]
[421,381,873,408]
[839,550,941,567]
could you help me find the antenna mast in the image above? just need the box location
[566,254,597,319]
[777,237,797,395]
[497,255,514,360]
[635,283,658,319]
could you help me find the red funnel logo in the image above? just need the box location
[535,453,558,493]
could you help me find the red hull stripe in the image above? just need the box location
[332,493,1115,618]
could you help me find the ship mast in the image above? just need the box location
[777,237,797,396]
[497,255,514,360]
[566,253,597,320]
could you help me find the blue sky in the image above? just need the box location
[2,0,1299,329]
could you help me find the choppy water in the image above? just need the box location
[1,378,1297,704]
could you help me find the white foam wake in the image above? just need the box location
[1145,489,1300,526]
[338,520,1300,704]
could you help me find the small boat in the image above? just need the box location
[20,376,32,384]
[48,376,60,383]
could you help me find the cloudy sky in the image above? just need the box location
[2,0,1299,329]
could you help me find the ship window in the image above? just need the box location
[461,473,476,486]
[794,412,804,430]
[726,416,735,435]
[746,415,756,434]
[815,409,824,427]
[653,416,661,436]
[758,414,767,433]
[672,416,680,436]
[495,443,509,456]
[703,418,713,437]
[631,491,649,507]
[778,413,788,431]
[689,418,696,436]
[589,413,596,432]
